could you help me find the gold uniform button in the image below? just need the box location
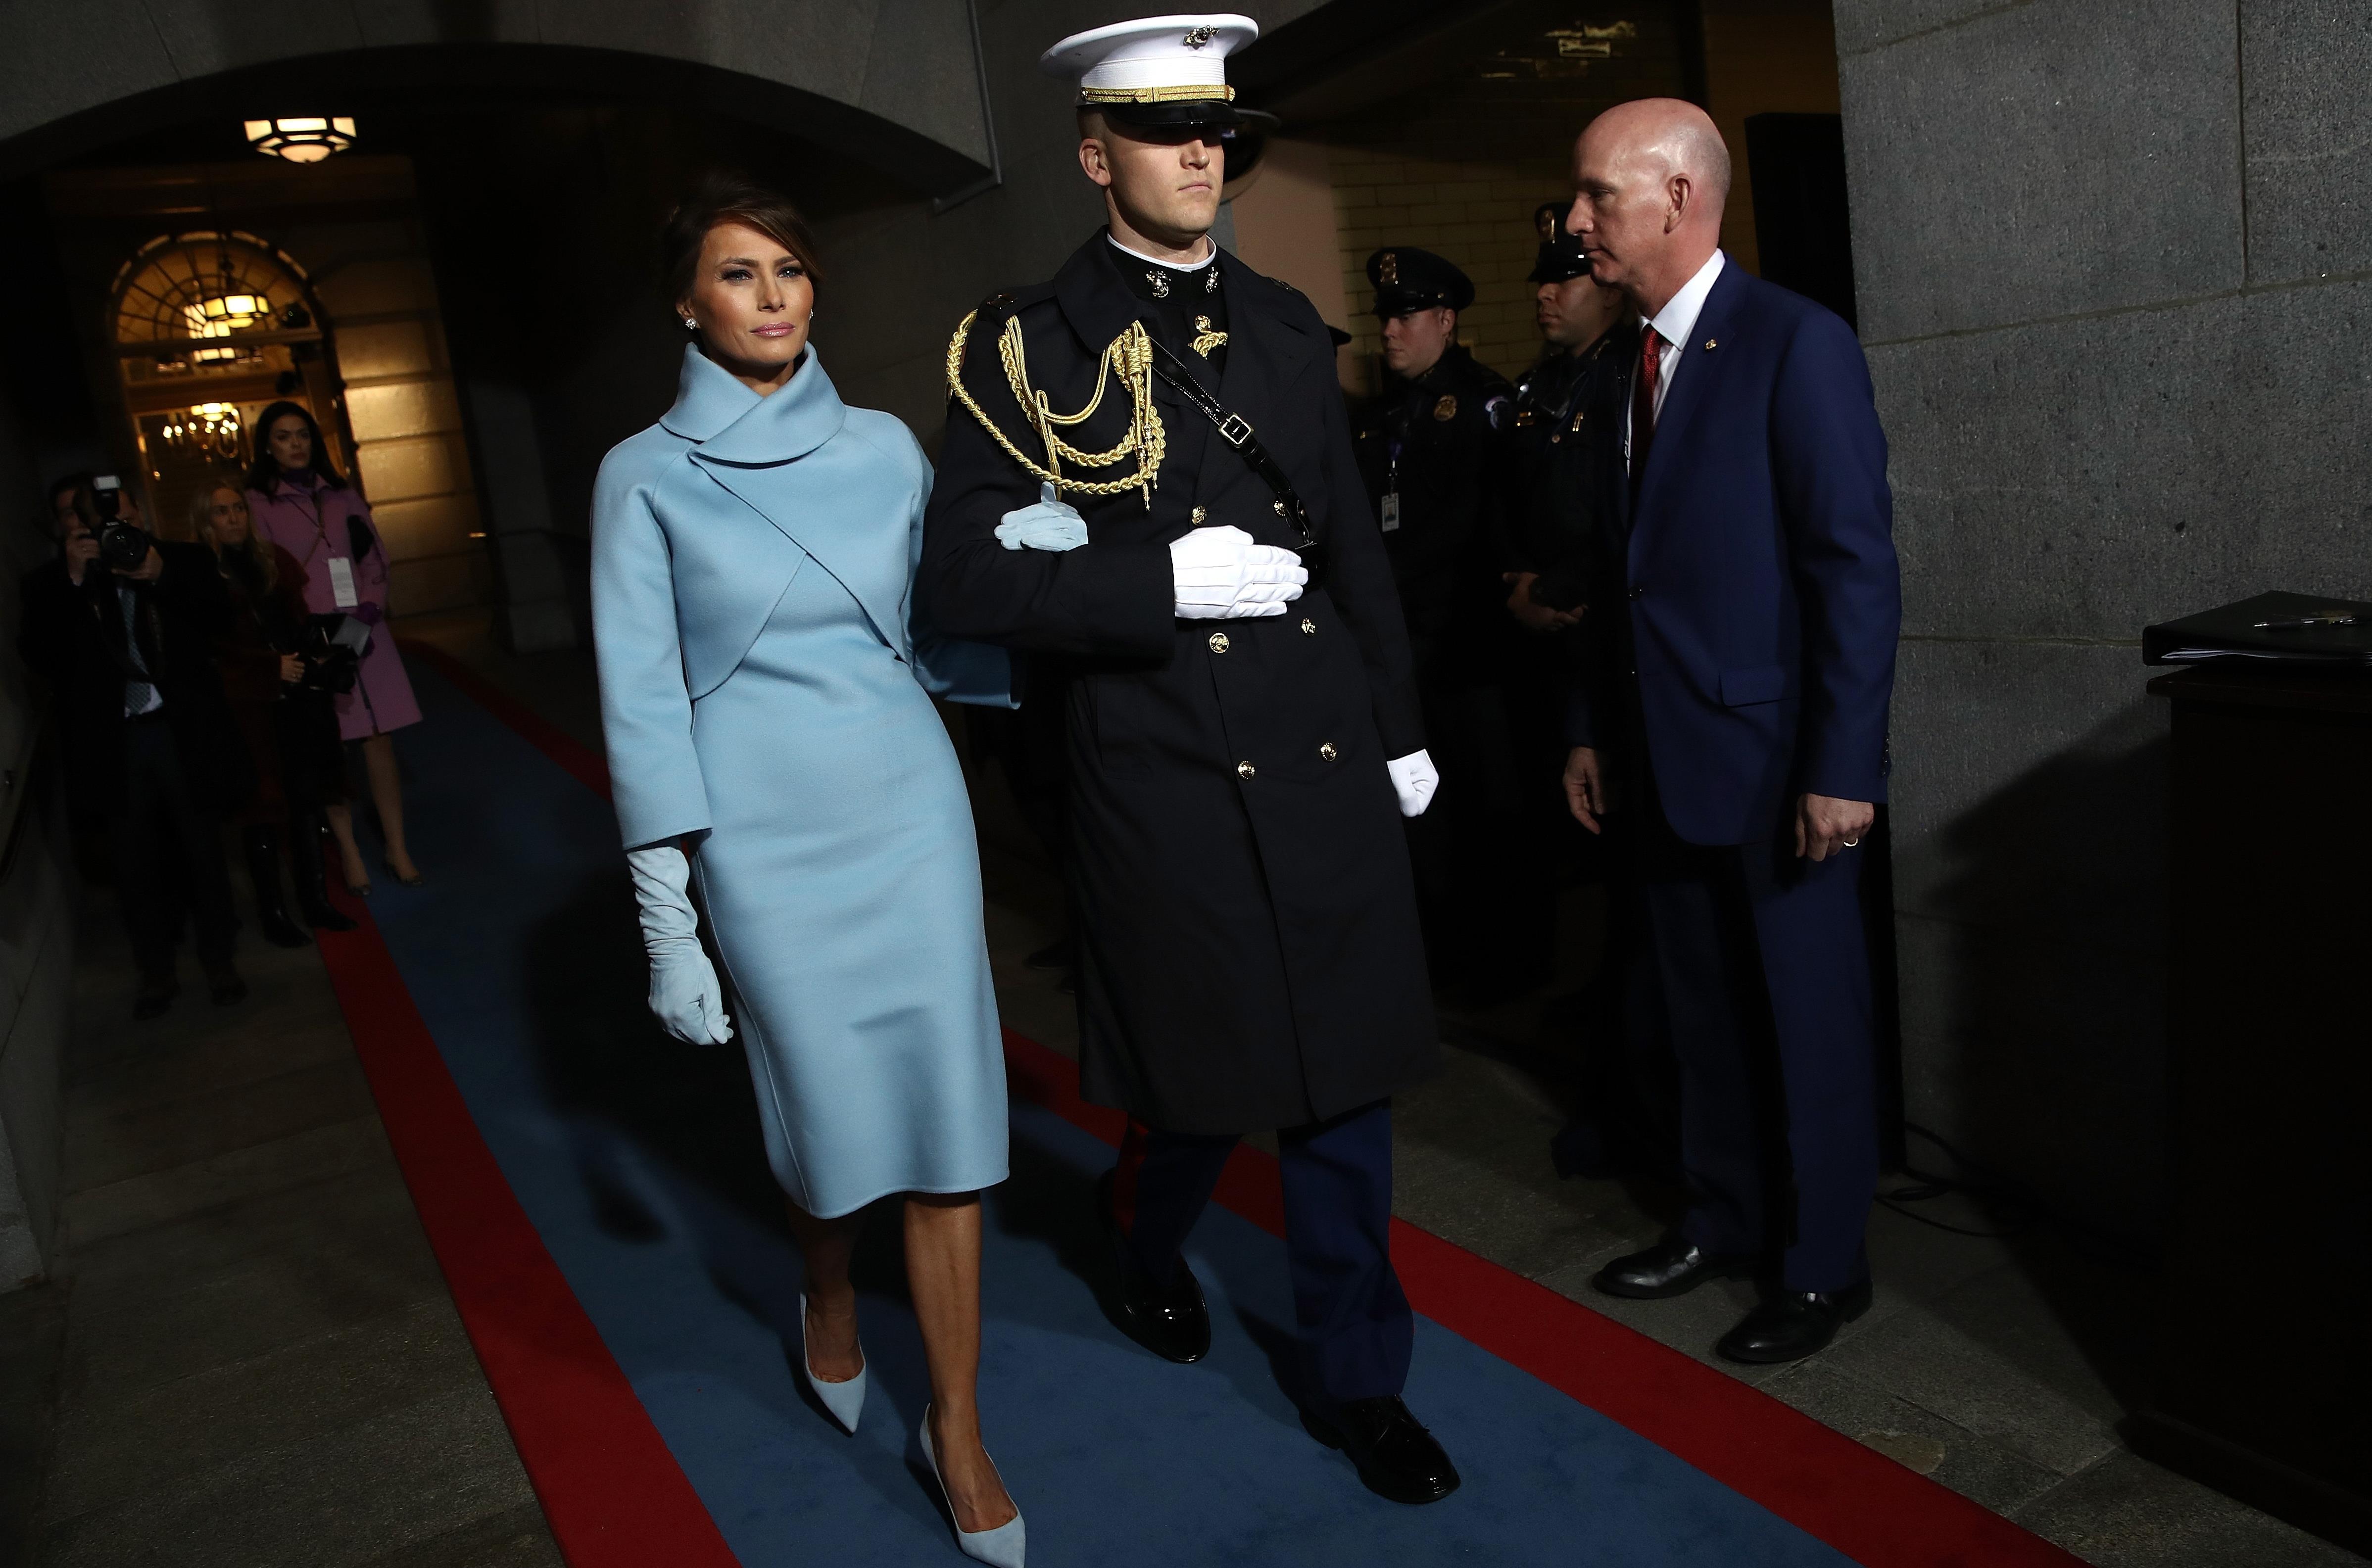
[1236,760,1256,780]
[1208,632,1230,654]
[1272,499,1287,516]
[1190,505,1208,524]
[1319,742,1339,762]
[1299,618,1316,635]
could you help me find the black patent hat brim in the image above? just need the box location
[1098,99,1246,130]
[1527,242,1596,284]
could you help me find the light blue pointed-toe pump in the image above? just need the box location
[919,1404,1026,1567]
[797,1292,867,1434]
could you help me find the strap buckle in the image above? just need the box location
[1216,413,1254,448]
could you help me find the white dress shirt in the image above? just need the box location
[1624,248,1727,464]
[1108,233,1217,272]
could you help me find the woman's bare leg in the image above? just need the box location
[362,734,418,879]
[906,1192,1017,1533]
[322,802,368,893]
[785,1199,866,1381]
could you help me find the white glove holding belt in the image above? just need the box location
[626,844,733,1046]
[1170,525,1307,619]
[995,482,1090,552]
[1386,750,1439,817]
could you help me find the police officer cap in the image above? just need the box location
[1527,201,1593,284]
[1042,13,1256,130]
[1366,248,1474,316]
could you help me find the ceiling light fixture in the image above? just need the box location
[243,116,357,163]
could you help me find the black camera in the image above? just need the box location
[88,475,155,574]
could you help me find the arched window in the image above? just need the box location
[108,230,351,535]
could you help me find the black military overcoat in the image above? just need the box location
[918,234,1439,1135]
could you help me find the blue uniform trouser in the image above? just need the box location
[1636,819,1878,1293]
[1113,1099,1412,1406]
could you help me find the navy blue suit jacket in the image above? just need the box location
[1573,260,1899,847]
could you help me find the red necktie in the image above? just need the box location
[1631,327,1663,481]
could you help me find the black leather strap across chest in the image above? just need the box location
[1142,334,1318,557]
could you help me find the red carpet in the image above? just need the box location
[342,639,2084,1568]
[313,897,739,1567]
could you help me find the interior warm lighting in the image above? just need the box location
[243,116,357,163]
[161,401,247,462]
[182,291,274,362]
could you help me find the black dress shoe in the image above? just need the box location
[1716,1276,1874,1365]
[204,963,248,1006]
[1096,1173,1210,1364]
[132,976,177,1021]
[1592,1236,1752,1300]
[1302,1396,1461,1505]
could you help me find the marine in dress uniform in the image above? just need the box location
[915,13,1462,1506]
[1346,248,1543,998]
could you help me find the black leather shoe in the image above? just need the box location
[1716,1276,1874,1365]
[1592,1236,1752,1300]
[132,975,177,1021]
[1302,1396,1461,1505]
[1097,1173,1210,1364]
[205,963,248,1006]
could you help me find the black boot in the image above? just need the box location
[293,813,357,932]
[242,825,312,948]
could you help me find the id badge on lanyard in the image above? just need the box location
[1380,441,1403,532]
[302,494,363,609]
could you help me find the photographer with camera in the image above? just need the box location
[191,478,360,944]
[20,475,254,1017]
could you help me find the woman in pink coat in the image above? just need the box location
[246,401,425,892]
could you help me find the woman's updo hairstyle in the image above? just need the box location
[659,172,825,304]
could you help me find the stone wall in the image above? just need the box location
[0,391,74,1291]
[1838,0,2372,1236]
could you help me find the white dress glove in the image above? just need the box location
[1170,525,1307,619]
[1386,750,1439,818]
[995,482,1090,552]
[626,845,733,1045]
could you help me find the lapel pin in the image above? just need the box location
[1703,337,1718,351]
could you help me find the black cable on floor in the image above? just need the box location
[1876,1122,2161,1272]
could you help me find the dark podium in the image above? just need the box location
[2133,661,2372,1552]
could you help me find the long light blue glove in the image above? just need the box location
[625,844,733,1045]
[994,482,1090,552]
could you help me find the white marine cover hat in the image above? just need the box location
[1040,13,1259,127]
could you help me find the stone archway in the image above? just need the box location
[0,2,993,194]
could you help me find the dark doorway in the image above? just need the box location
[1744,111,1857,329]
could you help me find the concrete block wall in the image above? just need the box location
[1327,148,1572,382]
[1839,0,2372,1237]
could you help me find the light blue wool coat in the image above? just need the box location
[592,345,1014,1218]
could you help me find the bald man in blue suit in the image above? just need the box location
[1558,99,1900,1365]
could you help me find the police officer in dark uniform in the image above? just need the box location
[1346,247,1541,1000]
[1498,204,1632,883]
[1495,207,1678,1185]
[1502,203,1631,633]
[918,13,1460,1506]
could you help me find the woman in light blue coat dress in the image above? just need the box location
[590,177,1023,1565]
